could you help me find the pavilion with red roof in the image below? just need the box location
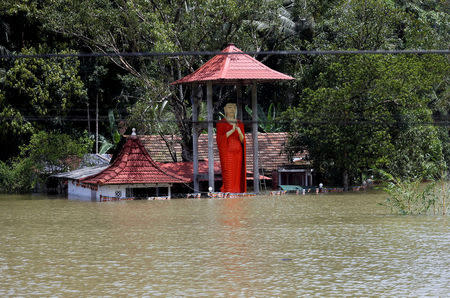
[72,129,189,201]
[172,43,293,85]
[172,43,294,193]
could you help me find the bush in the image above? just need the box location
[0,130,93,193]
[0,158,35,193]
[381,174,449,215]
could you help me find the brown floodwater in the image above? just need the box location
[0,191,448,296]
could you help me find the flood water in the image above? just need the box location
[0,191,448,296]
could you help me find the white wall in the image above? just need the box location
[97,185,126,201]
[97,184,171,201]
[68,180,96,201]
[68,182,172,201]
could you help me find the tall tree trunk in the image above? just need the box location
[174,60,193,162]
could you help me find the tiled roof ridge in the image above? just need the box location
[219,44,236,79]
[134,137,188,183]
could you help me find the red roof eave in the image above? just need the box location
[171,44,294,85]
[80,136,190,185]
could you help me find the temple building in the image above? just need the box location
[139,132,313,190]
[67,129,189,201]
[55,131,313,200]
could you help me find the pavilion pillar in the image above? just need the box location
[252,83,260,193]
[192,84,199,193]
[236,85,243,121]
[207,82,214,192]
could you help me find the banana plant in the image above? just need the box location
[108,109,121,144]
[94,109,122,154]
[98,134,114,154]
[245,102,283,132]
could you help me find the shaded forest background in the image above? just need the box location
[0,0,448,192]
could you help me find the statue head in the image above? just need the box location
[224,103,237,120]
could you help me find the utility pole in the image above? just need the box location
[96,93,99,154]
[87,102,91,135]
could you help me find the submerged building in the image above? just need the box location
[55,131,313,200]
[68,130,189,201]
[139,132,313,189]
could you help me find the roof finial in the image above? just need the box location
[131,128,136,136]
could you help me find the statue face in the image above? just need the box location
[224,103,237,119]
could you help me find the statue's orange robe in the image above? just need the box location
[216,119,247,193]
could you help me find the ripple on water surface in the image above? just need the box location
[0,193,448,296]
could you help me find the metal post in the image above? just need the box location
[207,82,214,192]
[192,85,199,193]
[252,83,259,193]
[95,93,99,154]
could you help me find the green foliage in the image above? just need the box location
[0,46,86,137]
[398,0,450,49]
[97,134,114,155]
[315,0,404,50]
[0,158,35,193]
[283,54,448,187]
[108,110,121,144]
[40,0,296,161]
[0,130,93,193]
[384,124,446,180]
[20,130,93,174]
[0,0,448,187]
[379,171,449,215]
[245,102,283,132]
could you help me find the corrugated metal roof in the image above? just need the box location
[52,165,109,180]
[171,44,294,85]
[81,136,190,185]
[80,154,111,167]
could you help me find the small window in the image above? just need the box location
[115,190,122,198]
[125,187,161,199]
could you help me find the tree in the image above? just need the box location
[0,130,93,193]
[282,0,449,189]
[40,0,296,161]
[20,130,93,174]
[283,54,447,189]
[0,46,87,159]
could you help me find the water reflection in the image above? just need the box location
[0,193,448,296]
[218,198,251,294]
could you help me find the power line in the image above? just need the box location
[2,116,449,126]
[0,49,449,59]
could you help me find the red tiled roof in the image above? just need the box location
[81,136,190,185]
[158,160,221,181]
[171,44,294,85]
[139,132,308,171]
[158,160,271,181]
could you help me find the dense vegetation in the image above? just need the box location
[0,0,448,192]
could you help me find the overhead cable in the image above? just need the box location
[0,49,449,59]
